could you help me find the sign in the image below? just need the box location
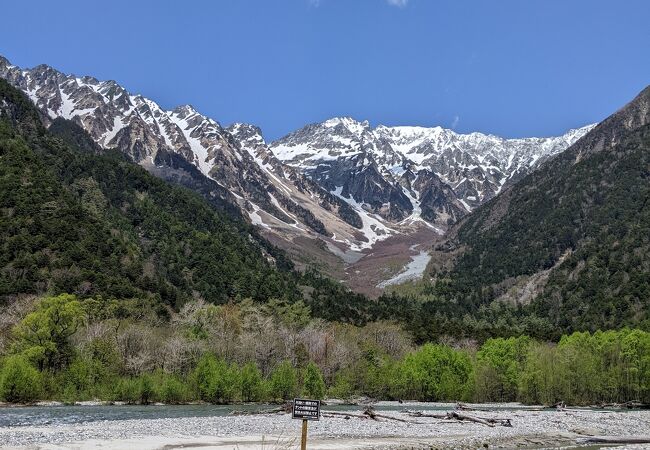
[292,398,321,421]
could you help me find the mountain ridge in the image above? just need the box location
[0,55,595,287]
[414,84,650,335]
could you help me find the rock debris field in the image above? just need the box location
[1,402,649,449]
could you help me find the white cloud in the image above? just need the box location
[451,115,460,129]
[309,0,321,7]
[387,0,409,7]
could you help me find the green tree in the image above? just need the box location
[269,360,297,401]
[193,354,240,403]
[302,362,326,399]
[139,373,155,405]
[264,300,312,330]
[158,374,190,404]
[555,331,602,404]
[475,336,530,402]
[0,355,42,403]
[518,342,563,405]
[392,344,473,401]
[113,378,140,404]
[12,294,84,371]
[240,362,263,402]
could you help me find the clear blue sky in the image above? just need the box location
[1,0,649,141]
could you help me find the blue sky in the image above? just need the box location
[1,0,649,140]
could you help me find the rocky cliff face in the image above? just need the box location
[271,117,594,219]
[0,56,340,239]
[0,55,594,261]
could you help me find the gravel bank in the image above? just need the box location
[1,403,649,449]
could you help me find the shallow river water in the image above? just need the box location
[0,402,632,428]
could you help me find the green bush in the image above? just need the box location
[139,374,156,405]
[302,362,326,400]
[269,360,297,401]
[328,370,355,400]
[240,362,263,402]
[113,378,141,404]
[0,356,42,403]
[194,355,240,403]
[158,375,190,404]
[391,344,473,401]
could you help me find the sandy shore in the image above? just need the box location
[1,402,649,449]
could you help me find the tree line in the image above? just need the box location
[1,294,648,406]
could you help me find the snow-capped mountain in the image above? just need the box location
[0,56,399,257]
[0,55,594,267]
[271,117,595,213]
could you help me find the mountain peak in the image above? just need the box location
[322,116,370,134]
[229,122,263,135]
[0,55,11,69]
[172,104,198,116]
[0,54,604,259]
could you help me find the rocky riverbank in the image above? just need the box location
[1,403,649,449]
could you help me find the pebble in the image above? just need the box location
[0,404,649,449]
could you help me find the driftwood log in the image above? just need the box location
[405,410,512,427]
[232,403,511,428]
[321,407,423,424]
[403,410,448,419]
[230,402,292,416]
[321,411,368,420]
[362,407,419,423]
[455,402,488,412]
[582,436,650,444]
[593,400,649,409]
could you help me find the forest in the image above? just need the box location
[402,90,650,338]
[1,77,649,407]
[0,294,648,405]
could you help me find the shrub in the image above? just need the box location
[158,375,189,404]
[193,355,240,403]
[0,355,42,403]
[114,378,140,404]
[328,370,355,400]
[302,362,326,400]
[240,362,263,402]
[269,360,297,401]
[139,374,155,404]
[392,344,473,401]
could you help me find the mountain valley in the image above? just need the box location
[0,56,598,292]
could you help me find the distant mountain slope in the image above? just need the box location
[0,79,299,306]
[270,117,593,221]
[0,56,592,263]
[427,85,650,332]
[0,56,375,258]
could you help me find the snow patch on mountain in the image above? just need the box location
[270,117,595,220]
[332,186,396,251]
[377,246,431,288]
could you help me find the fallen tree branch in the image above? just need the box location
[455,402,488,412]
[404,410,449,419]
[322,407,422,423]
[582,436,650,445]
[230,407,285,416]
[593,400,649,409]
[405,410,512,427]
[321,411,369,420]
[363,407,423,423]
[448,411,495,427]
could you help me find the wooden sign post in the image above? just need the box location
[292,398,321,450]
